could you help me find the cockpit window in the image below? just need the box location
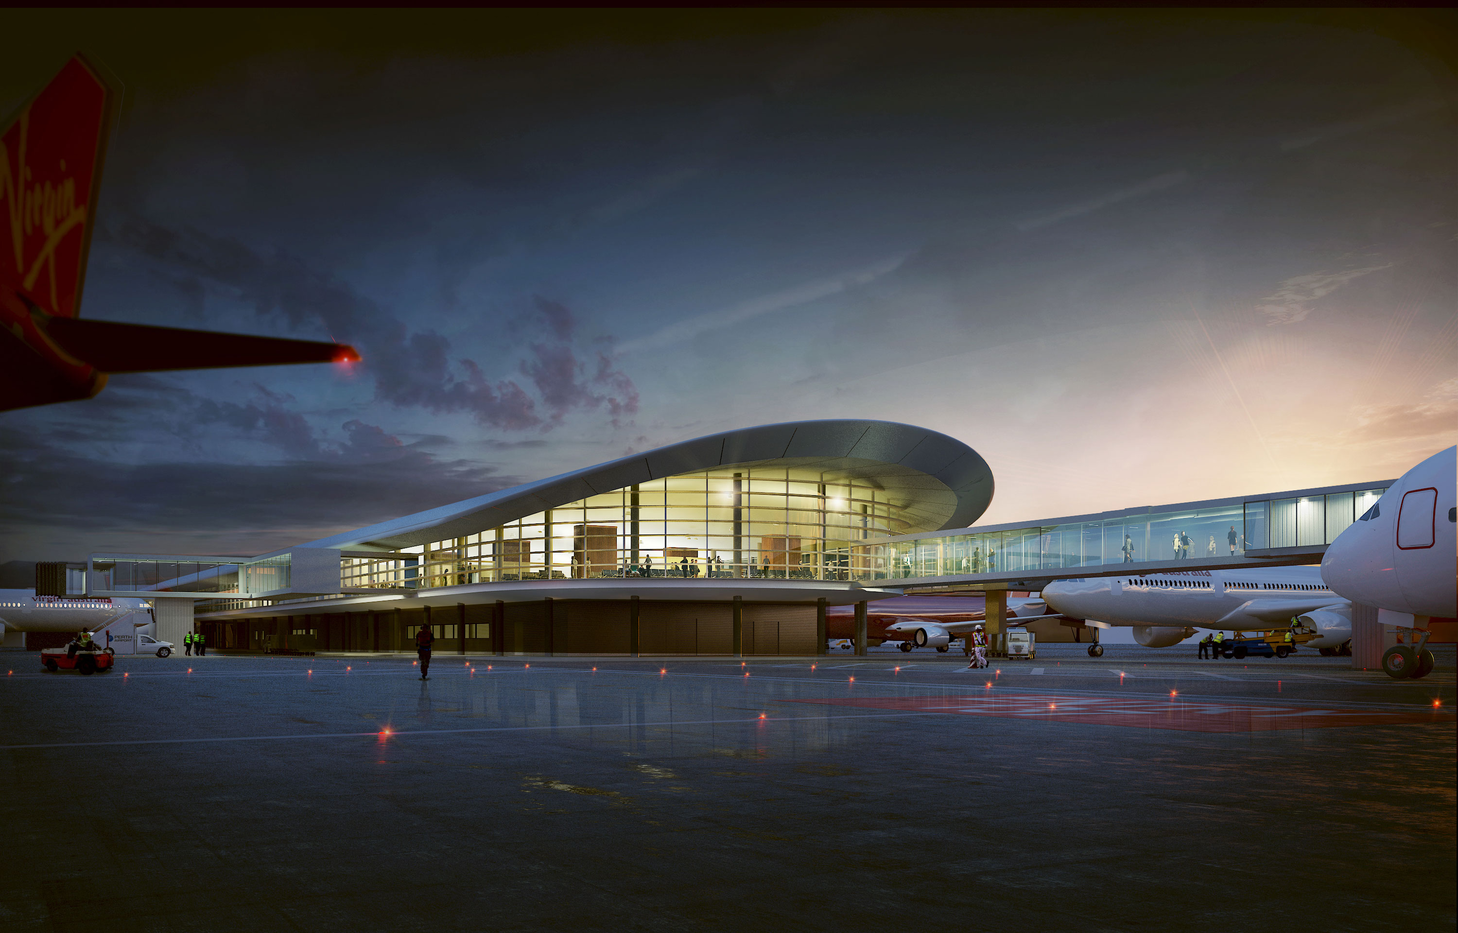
[1449,507,1456,523]
[1358,502,1380,521]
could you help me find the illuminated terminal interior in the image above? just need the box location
[342,460,948,591]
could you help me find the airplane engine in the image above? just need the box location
[1296,608,1352,649]
[912,625,951,649]
[1133,625,1196,648]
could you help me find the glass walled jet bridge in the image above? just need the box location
[857,479,1391,590]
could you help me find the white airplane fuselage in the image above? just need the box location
[0,590,153,634]
[1043,566,1351,648]
[1321,446,1457,623]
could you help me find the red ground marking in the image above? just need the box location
[789,694,1456,733]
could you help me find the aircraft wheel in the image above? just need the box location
[1319,647,1334,657]
[899,643,913,653]
[1087,644,1103,658]
[1414,649,1435,679]
[1381,646,1416,679]
[936,646,948,653]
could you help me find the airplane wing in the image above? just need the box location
[0,54,357,414]
[1216,598,1349,629]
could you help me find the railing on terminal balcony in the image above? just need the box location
[851,482,1389,584]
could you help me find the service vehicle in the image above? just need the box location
[41,646,116,674]
[1005,627,1036,659]
[137,633,174,657]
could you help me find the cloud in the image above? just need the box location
[519,298,638,427]
[614,253,908,356]
[1015,171,1190,232]
[1279,99,1447,152]
[0,421,520,562]
[101,221,636,431]
[1258,263,1393,325]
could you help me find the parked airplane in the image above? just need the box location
[0,590,152,635]
[1040,566,1353,658]
[1,54,357,413]
[827,594,1053,651]
[1321,446,1456,680]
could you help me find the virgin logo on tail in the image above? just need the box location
[0,54,114,320]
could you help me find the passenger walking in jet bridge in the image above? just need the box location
[679,557,689,578]
[1228,526,1239,555]
[1207,536,1217,557]
[1121,534,1134,563]
[1172,533,1182,560]
[972,547,983,572]
[416,624,434,680]
[987,549,996,571]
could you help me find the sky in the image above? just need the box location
[1,9,1455,562]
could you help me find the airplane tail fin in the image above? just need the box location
[0,53,118,321]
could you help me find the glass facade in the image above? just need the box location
[340,464,927,591]
[855,486,1388,582]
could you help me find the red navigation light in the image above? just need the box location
[333,346,361,364]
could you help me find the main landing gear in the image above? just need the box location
[1087,644,1104,657]
[1382,631,1436,680]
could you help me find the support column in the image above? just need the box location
[393,608,402,652]
[985,589,1007,658]
[494,600,505,656]
[732,595,743,658]
[630,595,640,657]
[854,600,867,656]
[544,598,554,656]
[457,603,466,655]
[1351,602,1380,670]
[816,597,827,656]
[372,612,380,652]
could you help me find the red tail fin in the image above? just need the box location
[0,53,117,321]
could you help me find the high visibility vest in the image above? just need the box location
[196,633,204,645]
[1284,631,1293,643]
[1214,633,1225,644]
[184,633,193,644]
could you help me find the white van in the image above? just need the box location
[1006,627,1036,659]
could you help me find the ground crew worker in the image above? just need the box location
[967,625,988,670]
[184,632,193,656]
[1284,629,1294,647]
[195,630,205,656]
[416,624,435,679]
[1198,634,1210,659]
[1212,631,1226,659]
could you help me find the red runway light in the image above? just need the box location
[347,666,351,671]
[985,682,991,689]
[1435,699,1442,708]
[849,676,855,682]
[488,665,493,670]
[187,668,192,673]
[525,664,530,668]
[1049,703,1056,710]
[1170,690,1178,697]
[660,668,666,675]
[759,713,766,719]
[744,672,750,677]
[894,666,900,672]
[591,667,596,671]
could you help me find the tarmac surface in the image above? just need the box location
[2,644,1454,932]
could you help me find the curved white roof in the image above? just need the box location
[296,419,994,552]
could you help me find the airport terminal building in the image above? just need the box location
[79,418,1393,658]
[110,421,996,656]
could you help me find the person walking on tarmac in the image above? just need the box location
[967,624,989,669]
[195,630,205,656]
[1212,631,1226,659]
[416,624,435,680]
[183,632,193,656]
